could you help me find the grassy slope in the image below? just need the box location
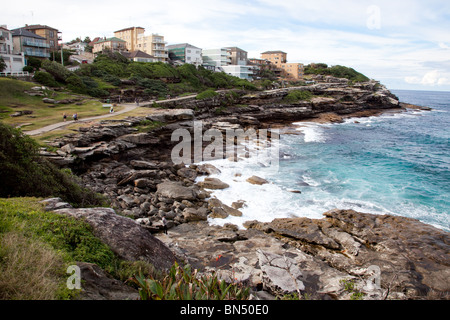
[0,77,122,131]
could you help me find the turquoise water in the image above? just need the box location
[274,90,450,231]
[200,90,449,231]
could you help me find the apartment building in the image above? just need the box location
[136,33,168,63]
[0,26,25,74]
[114,27,145,52]
[23,24,60,51]
[260,51,304,80]
[167,43,202,66]
[92,37,127,53]
[12,27,50,59]
[114,27,168,63]
[202,48,231,69]
[281,62,304,80]
[261,51,287,67]
[225,47,248,65]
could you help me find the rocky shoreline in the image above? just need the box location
[39,79,449,300]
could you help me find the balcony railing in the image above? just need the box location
[24,49,50,58]
[23,39,50,48]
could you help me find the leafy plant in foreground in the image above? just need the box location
[129,262,250,300]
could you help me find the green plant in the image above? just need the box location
[282,90,313,103]
[339,279,366,300]
[33,71,59,87]
[196,89,219,100]
[129,262,250,300]
[0,123,106,207]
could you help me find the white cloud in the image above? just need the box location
[405,70,450,86]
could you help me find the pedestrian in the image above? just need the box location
[63,113,67,122]
[135,98,139,106]
[73,113,78,121]
[162,215,168,235]
[110,105,114,113]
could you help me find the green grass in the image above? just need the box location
[0,78,119,131]
[0,197,118,299]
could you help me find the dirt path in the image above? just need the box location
[24,103,139,136]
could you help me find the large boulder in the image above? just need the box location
[54,207,176,270]
[198,177,230,190]
[156,181,198,201]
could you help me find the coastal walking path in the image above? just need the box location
[23,93,200,137]
[24,102,139,136]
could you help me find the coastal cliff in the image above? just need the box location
[38,79,448,300]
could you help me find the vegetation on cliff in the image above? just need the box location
[304,63,369,82]
[0,122,105,207]
[33,50,257,99]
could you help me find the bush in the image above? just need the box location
[66,75,87,94]
[196,88,218,100]
[33,71,59,87]
[130,261,250,300]
[41,60,72,83]
[0,123,106,207]
[283,90,313,103]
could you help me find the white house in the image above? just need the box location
[0,25,26,75]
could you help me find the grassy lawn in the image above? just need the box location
[0,77,123,131]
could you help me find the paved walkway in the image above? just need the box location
[24,103,139,136]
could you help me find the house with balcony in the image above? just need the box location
[23,24,60,52]
[167,43,202,66]
[12,27,50,59]
[0,25,25,75]
[92,37,127,53]
[136,33,168,63]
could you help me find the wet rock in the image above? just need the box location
[246,176,269,185]
[198,177,229,190]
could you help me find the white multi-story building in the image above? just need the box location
[202,48,231,70]
[221,65,254,81]
[167,43,202,66]
[0,25,25,75]
[202,47,253,80]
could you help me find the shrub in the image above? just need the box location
[66,75,87,94]
[283,90,313,103]
[129,261,250,300]
[0,123,106,207]
[196,88,219,100]
[34,71,59,87]
[41,60,72,83]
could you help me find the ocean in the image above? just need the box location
[196,90,450,232]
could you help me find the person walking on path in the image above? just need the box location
[63,113,67,122]
[73,113,78,121]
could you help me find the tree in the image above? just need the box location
[0,57,6,72]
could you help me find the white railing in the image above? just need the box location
[0,71,30,77]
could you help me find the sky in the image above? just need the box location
[3,0,450,91]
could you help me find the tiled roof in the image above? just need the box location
[121,50,154,59]
[95,37,126,44]
[11,28,46,39]
[261,50,287,54]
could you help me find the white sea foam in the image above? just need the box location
[292,122,328,143]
